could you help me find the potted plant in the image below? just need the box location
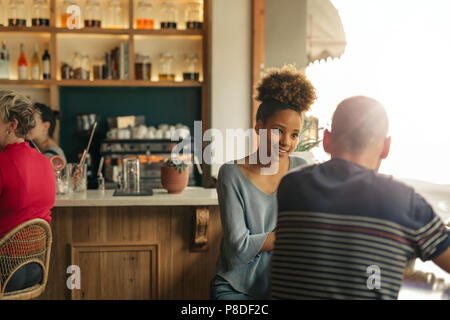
[293,115,324,164]
[160,158,189,194]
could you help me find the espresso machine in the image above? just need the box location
[99,116,196,190]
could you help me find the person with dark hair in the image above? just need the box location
[272,96,450,299]
[28,102,66,164]
[0,90,56,292]
[210,65,317,300]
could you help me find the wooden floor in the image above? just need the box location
[37,205,222,300]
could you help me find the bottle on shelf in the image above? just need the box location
[84,0,102,28]
[183,53,199,81]
[106,0,123,29]
[42,43,51,79]
[158,52,175,81]
[31,43,41,80]
[0,41,10,80]
[18,43,28,80]
[160,2,177,30]
[9,0,26,27]
[32,0,50,26]
[136,1,154,30]
[185,2,202,30]
[61,0,80,28]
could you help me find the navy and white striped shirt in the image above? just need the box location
[272,158,450,300]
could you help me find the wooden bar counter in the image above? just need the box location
[38,187,221,300]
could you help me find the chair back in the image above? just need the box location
[0,218,52,300]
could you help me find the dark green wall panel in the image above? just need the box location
[59,86,202,163]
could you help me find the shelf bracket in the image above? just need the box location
[191,207,210,252]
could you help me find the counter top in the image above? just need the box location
[55,187,219,207]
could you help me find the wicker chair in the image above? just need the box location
[0,219,52,300]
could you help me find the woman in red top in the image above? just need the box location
[0,89,56,292]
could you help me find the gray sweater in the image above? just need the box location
[213,155,308,298]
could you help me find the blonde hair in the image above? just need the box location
[0,90,36,138]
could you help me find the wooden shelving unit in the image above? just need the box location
[0,0,212,185]
[0,0,208,94]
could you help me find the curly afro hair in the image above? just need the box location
[255,65,317,123]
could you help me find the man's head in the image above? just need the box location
[323,96,391,171]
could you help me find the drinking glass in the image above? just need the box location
[123,158,140,193]
[70,163,87,192]
[56,163,72,195]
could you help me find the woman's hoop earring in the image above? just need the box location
[6,130,12,136]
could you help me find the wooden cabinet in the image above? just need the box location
[39,205,222,300]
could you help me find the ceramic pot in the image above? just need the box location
[161,165,189,194]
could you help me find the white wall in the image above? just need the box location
[210,0,252,177]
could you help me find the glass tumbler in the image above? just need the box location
[123,158,140,193]
[56,163,72,195]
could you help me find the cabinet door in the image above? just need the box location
[70,243,158,300]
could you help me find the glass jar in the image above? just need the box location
[185,2,202,30]
[160,2,177,29]
[135,54,152,80]
[80,53,91,80]
[8,0,26,27]
[158,52,175,81]
[61,0,80,28]
[72,52,82,79]
[136,1,154,29]
[106,0,122,29]
[60,61,72,79]
[0,0,6,26]
[84,0,101,28]
[183,53,199,81]
[93,56,106,80]
[32,0,50,26]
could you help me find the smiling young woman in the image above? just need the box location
[210,65,317,300]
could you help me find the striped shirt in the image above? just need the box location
[272,158,450,300]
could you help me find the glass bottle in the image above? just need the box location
[84,0,101,28]
[17,43,28,80]
[80,53,90,80]
[42,43,50,79]
[32,0,50,26]
[136,0,154,29]
[158,52,175,81]
[106,0,122,29]
[160,2,177,29]
[31,43,41,80]
[9,0,26,27]
[183,53,199,81]
[185,2,202,30]
[135,53,151,80]
[0,41,10,80]
[61,0,79,28]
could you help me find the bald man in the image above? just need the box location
[271,96,450,300]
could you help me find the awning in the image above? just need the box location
[306,0,347,64]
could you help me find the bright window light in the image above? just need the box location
[307,0,450,184]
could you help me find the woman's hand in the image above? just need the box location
[259,232,276,253]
